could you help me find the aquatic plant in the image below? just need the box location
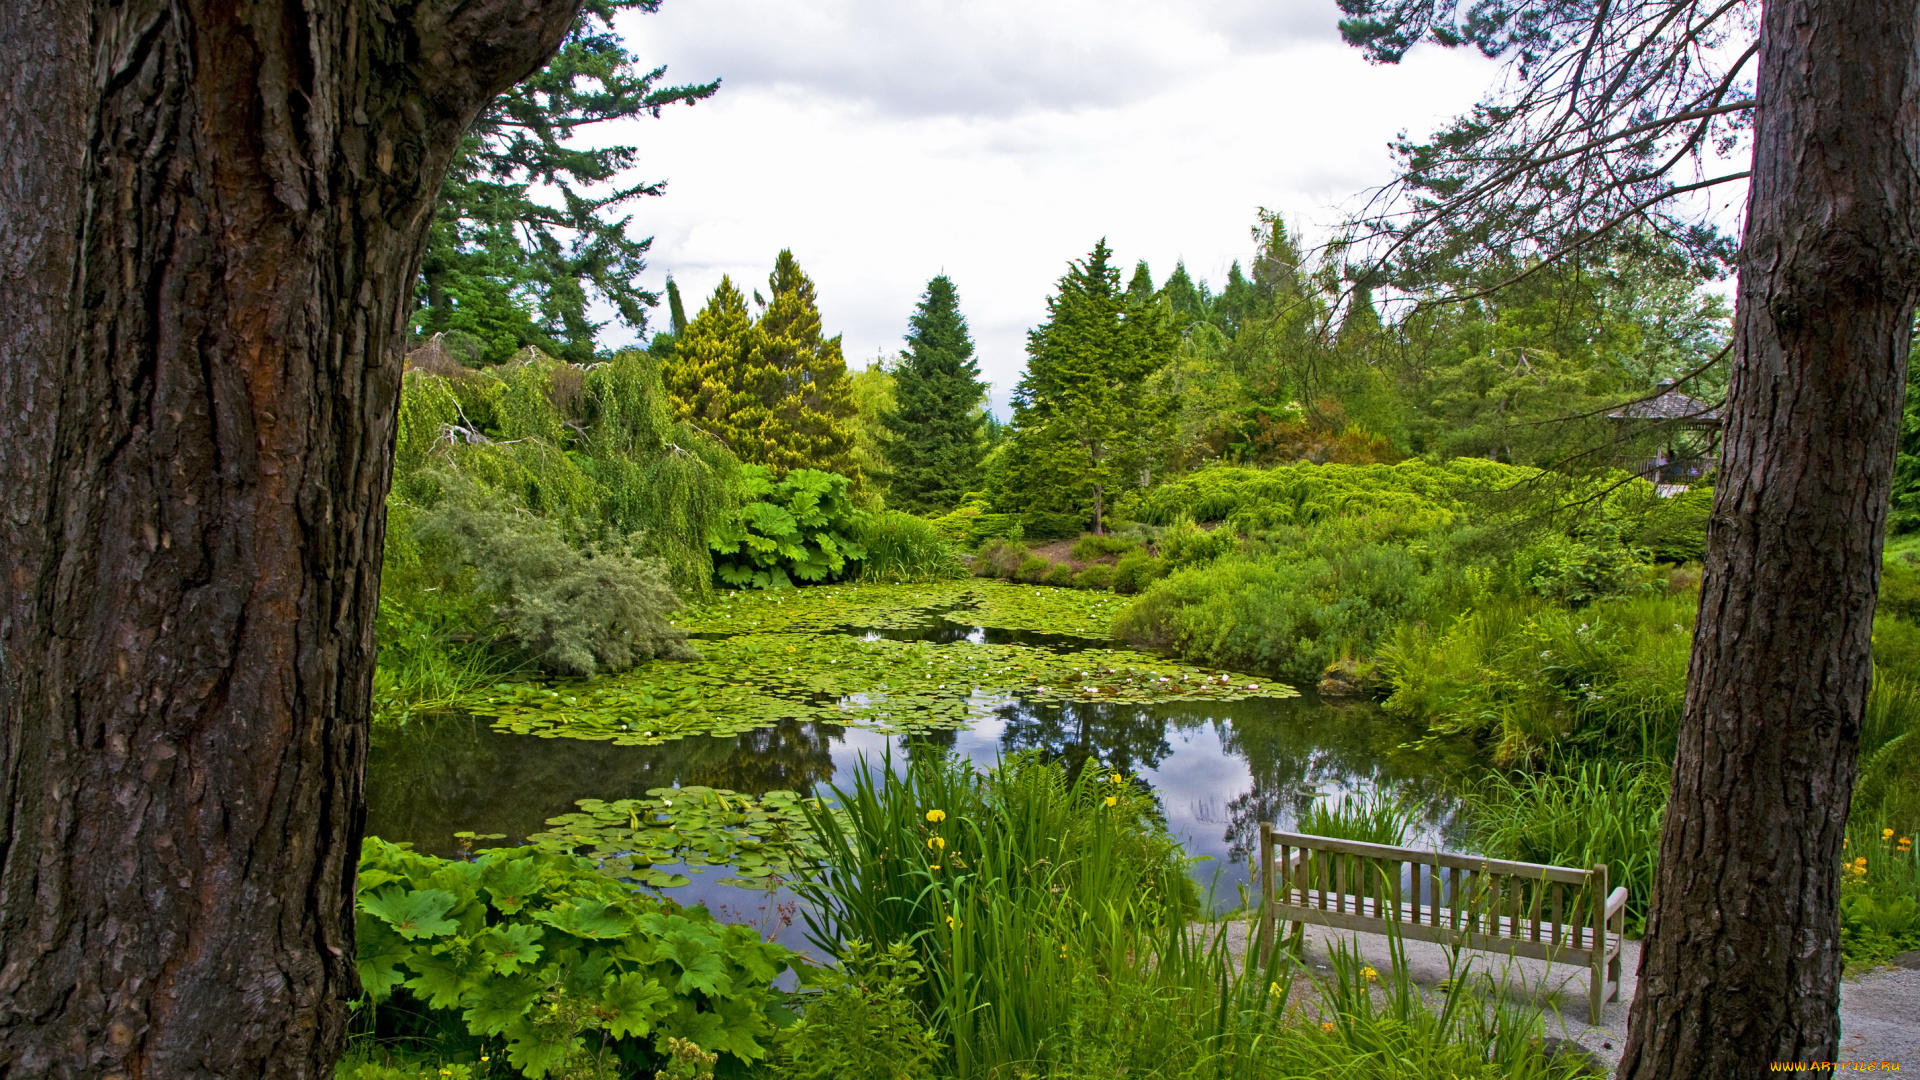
[1297,788,1421,846]
[852,511,965,583]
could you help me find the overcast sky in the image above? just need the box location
[602,0,1503,412]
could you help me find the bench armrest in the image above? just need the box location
[1603,887,1630,922]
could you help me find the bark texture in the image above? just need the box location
[0,0,579,1073]
[1618,0,1920,1073]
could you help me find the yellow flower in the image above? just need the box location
[1321,1021,1336,1032]
[1886,828,1897,840]
[480,1058,489,1064]
[946,915,959,928]
[1268,981,1283,998]
[927,836,947,850]
[1110,773,1122,784]
[1855,856,1869,867]
[1105,796,1118,807]
[926,809,947,823]
[1361,966,1378,983]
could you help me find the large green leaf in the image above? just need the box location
[361,887,459,939]
[599,972,672,1038]
[533,898,634,940]
[477,922,545,974]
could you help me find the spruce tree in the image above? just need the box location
[661,254,862,483]
[1002,240,1178,532]
[882,275,990,513]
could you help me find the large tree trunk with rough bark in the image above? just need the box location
[0,0,578,1073]
[1618,0,1920,1073]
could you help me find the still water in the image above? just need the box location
[367,616,1486,945]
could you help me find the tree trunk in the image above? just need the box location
[1618,0,1920,1072]
[0,0,579,1073]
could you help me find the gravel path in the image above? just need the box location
[1219,922,1919,1071]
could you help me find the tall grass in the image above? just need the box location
[1298,789,1421,846]
[1463,760,1667,935]
[791,751,1590,1080]
[854,510,967,583]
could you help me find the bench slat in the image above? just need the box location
[1268,831,1592,884]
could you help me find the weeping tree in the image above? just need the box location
[1334,0,1920,1069]
[0,0,586,1074]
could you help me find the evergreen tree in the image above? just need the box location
[1127,260,1156,302]
[1000,241,1178,532]
[661,254,862,483]
[882,275,990,513]
[414,0,718,365]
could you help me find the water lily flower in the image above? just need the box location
[926,809,946,823]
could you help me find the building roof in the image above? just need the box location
[1609,383,1721,424]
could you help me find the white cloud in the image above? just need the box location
[599,0,1503,412]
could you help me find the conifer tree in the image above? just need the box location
[882,275,990,513]
[661,253,862,483]
[1001,241,1178,532]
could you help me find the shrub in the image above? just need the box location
[1073,564,1116,591]
[1882,559,1920,623]
[1114,545,1427,684]
[1839,814,1920,968]
[972,539,1032,579]
[710,467,867,589]
[1510,533,1651,606]
[354,838,795,1077]
[415,496,693,676]
[1069,534,1140,562]
[1015,556,1052,584]
[1156,518,1238,568]
[1042,562,1077,588]
[854,511,965,583]
[1019,510,1086,542]
[1110,552,1168,595]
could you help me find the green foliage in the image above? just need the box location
[996,240,1178,532]
[1840,817,1920,968]
[1464,761,1668,935]
[710,467,868,589]
[767,940,943,1079]
[1071,564,1115,591]
[354,839,796,1077]
[414,2,717,364]
[1042,563,1077,587]
[1115,544,1430,685]
[1069,534,1140,561]
[1129,459,1521,535]
[1511,532,1653,606]
[882,276,990,514]
[1297,789,1420,846]
[1155,518,1238,568]
[1380,592,1695,764]
[416,496,693,676]
[1109,552,1168,595]
[852,512,965,584]
[1013,556,1051,584]
[663,255,864,483]
[790,752,1578,1079]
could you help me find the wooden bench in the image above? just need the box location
[1257,825,1629,1023]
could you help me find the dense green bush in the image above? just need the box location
[1069,534,1140,561]
[970,539,1031,579]
[1156,518,1239,568]
[1014,556,1051,584]
[354,838,795,1077]
[1110,552,1168,595]
[1129,459,1521,535]
[711,467,868,589]
[1042,563,1076,587]
[415,495,694,675]
[1114,544,1429,684]
[853,511,966,583]
[1072,564,1115,591]
[1510,532,1652,606]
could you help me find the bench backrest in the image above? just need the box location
[1259,826,1610,958]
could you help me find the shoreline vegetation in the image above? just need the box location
[352,246,1918,1077]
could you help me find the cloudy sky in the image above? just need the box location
[602,0,1503,411]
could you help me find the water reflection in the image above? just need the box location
[367,688,1484,912]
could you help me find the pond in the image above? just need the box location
[366,581,1488,946]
